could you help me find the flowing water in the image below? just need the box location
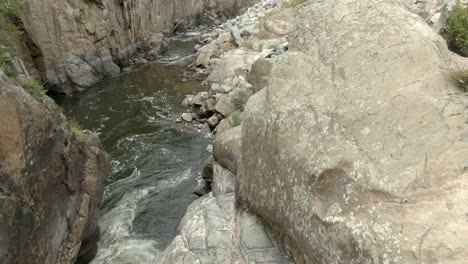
[54,35,211,263]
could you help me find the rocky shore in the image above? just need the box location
[177,0,289,136]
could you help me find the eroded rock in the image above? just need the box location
[239,0,468,263]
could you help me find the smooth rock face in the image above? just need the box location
[0,72,109,263]
[239,0,468,263]
[17,0,257,94]
[157,193,292,264]
[212,164,236,196]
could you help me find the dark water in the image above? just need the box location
[54,37,211,263]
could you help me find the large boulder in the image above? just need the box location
[0,72,109,263]
[157,193,292,264]
[239,0,468,263]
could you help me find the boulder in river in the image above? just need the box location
[181,113,193,122]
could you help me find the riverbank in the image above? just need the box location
[156,0,296,262]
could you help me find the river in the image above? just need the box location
[54,34,211,263]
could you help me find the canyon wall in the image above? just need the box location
[16,0,255,94]
[0,71,109,263]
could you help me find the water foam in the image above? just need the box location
[91,169,193,264]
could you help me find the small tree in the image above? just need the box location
[444,1,468,56]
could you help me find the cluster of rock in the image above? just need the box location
[170,0,468,263]
[178,0,291,136]
[0,69,110,263]
[9,0,257,94]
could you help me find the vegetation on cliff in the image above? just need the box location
[21,79,47,101]
[444,1,468,56]
[69,119,85,144]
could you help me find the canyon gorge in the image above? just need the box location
[0,0,467,263]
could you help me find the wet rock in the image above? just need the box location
[167,54,198,67]
[181,95,194,107]
[200,123,212,133]
[181,113,193,122]
[135,58,148,65]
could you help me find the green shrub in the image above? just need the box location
[451,69,468,92]
[2,59,18,78]
[69,119,84,143]
[21,79,46,101]
[231,88,253,111]
[229,111,242,127]
[444,1,468,56]
[0,0,27,16]
[0,0,27,77]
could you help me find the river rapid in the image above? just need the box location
[54,34,211,263]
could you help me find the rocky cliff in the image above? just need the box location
[12,0,256,94]
[0,71,109,263]
[239,0,468,263]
